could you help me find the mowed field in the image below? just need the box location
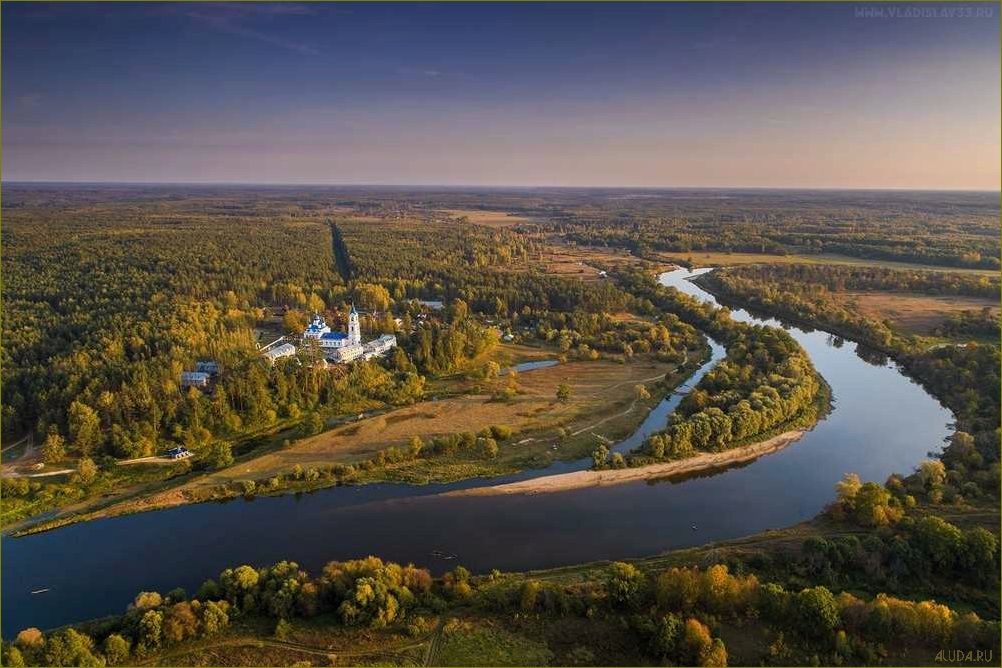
[441,209,533,227]
[658,250,1000,275]
[189,354,678,489]
[835,291,1000,335]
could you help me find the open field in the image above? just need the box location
[441,209,534,227]
[534,244,645,282]
[658,250,1001,275]
[15,347,699,532]
[183,353,680,489]
[834,291,1000,335]
[149,615,431,667]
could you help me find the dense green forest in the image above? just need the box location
[0,210,433,476]
[1,191,624,452]
[0,186,675,524]
[336,216,629,314]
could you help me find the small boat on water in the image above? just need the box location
[31,588,51,595]
[430,550,457,560]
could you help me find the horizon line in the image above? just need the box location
[3,180,1000,194]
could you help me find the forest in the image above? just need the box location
[3,549,997,667]
[551,190,1000,270]
[250,186,1002,269]
[0,185,681,525]
[2,184,998,667]
[1,190,617,447]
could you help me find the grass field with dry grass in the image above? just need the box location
[14,343,699,532]
[150,614,431,667]
[441,209,534,227]
[191,352,680,488]
[834,291,1000,335]
[534,245,642,282]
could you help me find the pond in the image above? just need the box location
[0,269,952,636]
[500,359,560,375]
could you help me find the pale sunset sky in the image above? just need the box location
[3,2,999,189]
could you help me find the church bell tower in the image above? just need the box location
[348,305,361,345]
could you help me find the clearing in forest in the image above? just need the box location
[834,291,1000,335]
[441,209,533,227]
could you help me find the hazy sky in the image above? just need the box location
[3,2,999,188]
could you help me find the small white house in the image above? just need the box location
[362,334,398,360]
[327,342,365,363]
[181,371,210,388]
[262,343,296,363]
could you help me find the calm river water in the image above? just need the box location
[1,269,952,635]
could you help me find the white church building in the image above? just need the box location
[302,306,396,363]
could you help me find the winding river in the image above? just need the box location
[1,269,952,636]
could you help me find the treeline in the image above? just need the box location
[711,264,999,298]
[548,189,1000,269]
[3,557,441,667]
[639,326,820,462]
[690,468,1001,627]
[819,506,997,592]
[0,356,429,523]
[935,308,1000,339]
[7,556,998,667]
[410,317,500,375]
[211,424,518,499]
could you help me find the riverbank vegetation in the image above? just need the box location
[13,346,707,536]
[589,268,826,470]
[699,264,1000,503]
[681,263,1001,640]
[5,548,997,668]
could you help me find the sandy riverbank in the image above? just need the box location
[447,430,806,497]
